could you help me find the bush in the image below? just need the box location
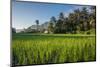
[86,31,91,34]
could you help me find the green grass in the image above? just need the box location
[12,33,96,66]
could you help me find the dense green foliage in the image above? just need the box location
[12,28,16,33]
[12,33,96,66]
[49,6,96,34]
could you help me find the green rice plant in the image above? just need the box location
[12,34,96,65]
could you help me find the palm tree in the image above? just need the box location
[80,7,89,31]
[74,9,80,23]
[48,22,54,33]
[50,16,56,27]
[59,12,65,21]
[35,20,39,31]
[74,9,81,33]
[50,16,56,23]
[89,6,96,29]
[68,13,76,33]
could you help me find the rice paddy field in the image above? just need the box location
[12,33,96,66]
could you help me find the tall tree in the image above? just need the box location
[61,17,68,33]
[73,9,81,33]
[48,22,54,33]
[50,16,56,27]
[80,7,89,31]
[12,28,16,33]
[89,6,96,29]
[50,16,56,23]
[54,12,66,33]
[68,13,76,33]
[35,20,39,31]
[90,6,96,15]
[59,12,65,21]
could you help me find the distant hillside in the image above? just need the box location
[16,29,24,33]
[27,22,49,30]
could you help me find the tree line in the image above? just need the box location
[47,6,96,34]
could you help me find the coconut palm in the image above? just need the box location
[35,20,39,31]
